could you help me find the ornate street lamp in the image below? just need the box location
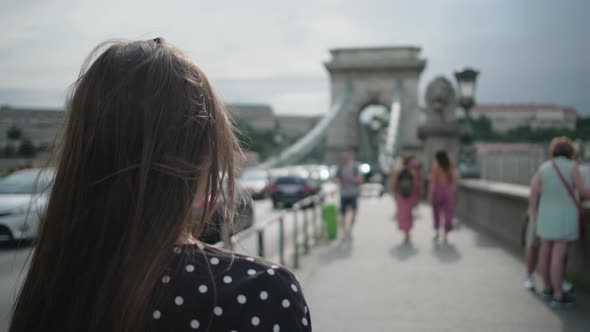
[454,67,480,178]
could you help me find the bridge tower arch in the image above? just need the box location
[324,47,426,165]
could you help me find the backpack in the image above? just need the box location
[336,164,360,180]
[396,168,414,198]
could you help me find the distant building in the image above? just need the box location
[0,107,63,148]
[228,104,277,131]
[276,115,321,137]
[0,103,283,149]
[471,103,577,132]
[476,143,547,185]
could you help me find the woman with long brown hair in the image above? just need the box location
[428,150,458,243]
[10,38,311,332]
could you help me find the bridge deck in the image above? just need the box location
[296,196,590,332]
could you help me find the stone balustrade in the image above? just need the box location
[456,179,590,287]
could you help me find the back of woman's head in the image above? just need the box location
[549,136,575,159]
[435,150,451,172]
[402,153,414,167]
[10,38,239,332]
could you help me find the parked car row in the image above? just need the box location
[0,168,53,242]
[0,168,254,245]
[238,164,333,209]
[0,164,334,244]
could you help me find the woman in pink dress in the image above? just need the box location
[390,154,423,243]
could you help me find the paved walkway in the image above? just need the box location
[296,196,590,332]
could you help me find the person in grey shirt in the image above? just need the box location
[335,151,363,240]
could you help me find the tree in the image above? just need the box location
[7,125,22,141]
[3,145,15,158]
[18,138,36,158]
[234,120,281,161]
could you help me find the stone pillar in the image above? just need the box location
[418,77,461,173]
[323,47,427,165]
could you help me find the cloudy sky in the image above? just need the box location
[0,0,588,115]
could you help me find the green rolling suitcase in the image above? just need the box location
[322,203,338,240]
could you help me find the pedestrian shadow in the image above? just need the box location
[525,289,590,332]
[390,242,418,261]
[317,238,354,265]
[431,242,462,263]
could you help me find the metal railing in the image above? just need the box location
[228,188,339,269]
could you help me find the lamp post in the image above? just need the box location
[454,67,480,178]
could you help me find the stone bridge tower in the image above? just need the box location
[324,47,426,164]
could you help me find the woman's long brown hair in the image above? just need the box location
[435,150,454,182]
[9,38,239,331]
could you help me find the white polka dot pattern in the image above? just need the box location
[149,246,310,331]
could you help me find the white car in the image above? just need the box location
[0,168,54,242]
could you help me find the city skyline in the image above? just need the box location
[1,0,588,115]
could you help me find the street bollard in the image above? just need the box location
[257,229,265,258]
[292,208,300,269]
[311,197,319,246]
[303,202,310,255]
[279,215,285,265]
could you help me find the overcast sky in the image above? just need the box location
[0,0,588,115]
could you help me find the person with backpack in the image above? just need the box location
[390,154,423,243]
[428,150,458,243]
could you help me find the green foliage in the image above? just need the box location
[3,145,15,158]
[234,120,282,161]
[7,125,22,141]
[465,115,590,143]
[18,138,36,157]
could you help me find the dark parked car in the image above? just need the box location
[268,176,319,209]
[197,187,254,244]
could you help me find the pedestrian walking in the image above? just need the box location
[9,38,311,332]
[390,154,423,243]
[335,151,363,241]
[428,150,458,243]
[529,136,590,308]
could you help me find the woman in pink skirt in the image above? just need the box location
[428,150,459,242]
[390,154,423,243]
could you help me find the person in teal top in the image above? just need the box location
[529,137,590,308]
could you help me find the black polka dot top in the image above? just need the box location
[148,243,312,332]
